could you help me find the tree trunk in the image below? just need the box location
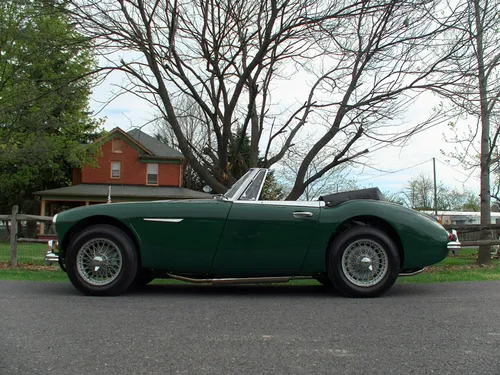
[474,0,491,265]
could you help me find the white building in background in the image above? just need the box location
[422,211,500,225]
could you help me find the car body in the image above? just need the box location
[47,168,454,297]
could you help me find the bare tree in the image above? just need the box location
[279,146,358,200]
[434,0,499,264]
[64,0,463,198]
[403,174,435,210]
[402,173,480,211]
[153,96,211,190]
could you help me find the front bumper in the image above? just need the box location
[45,240,59,265]
[45,251,59,264]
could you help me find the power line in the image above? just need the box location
[435,158,481,183]
[356,158,432,182]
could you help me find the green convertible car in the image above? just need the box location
[46,168,453,297]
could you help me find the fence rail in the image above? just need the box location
[442,223,500,231]
[0,214,53,222]
[443,223,500,247]
[1,205,54,268]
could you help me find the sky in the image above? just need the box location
[89,70,482,198]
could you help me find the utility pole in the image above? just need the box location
[433,157,437,215]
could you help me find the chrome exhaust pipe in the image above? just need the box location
[398,268,425,276]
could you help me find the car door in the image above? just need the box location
[137,199,232,273]
[211,200,321,275]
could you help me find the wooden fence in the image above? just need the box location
[442,223,500,247]
[0,205,53,268]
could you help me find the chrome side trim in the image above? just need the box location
[166,273,313,285]
[398,268,426,276]
[234,200,324,208]
[143,218,184,223]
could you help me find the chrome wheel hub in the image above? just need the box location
[341,239,388,287]
[360,256,372,271]
[76,238,123,286]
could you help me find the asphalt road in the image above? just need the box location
[1,280,499,375]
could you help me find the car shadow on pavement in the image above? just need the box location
[130,283,341,298]
[14,279,437,299]
[126,282,433,299]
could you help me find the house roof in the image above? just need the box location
[126,128,184,159]
[34,184,212,200]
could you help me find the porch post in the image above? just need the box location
[39,199,46,235]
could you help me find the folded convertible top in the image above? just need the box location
[319,187,385,207]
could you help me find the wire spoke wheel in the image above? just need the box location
[76,238,123,286]
[341,239,388,287]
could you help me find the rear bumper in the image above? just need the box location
[447,229,461,251]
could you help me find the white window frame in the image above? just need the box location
[111,161,121,179]
[147,163,159,185]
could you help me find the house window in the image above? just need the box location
[112,138,122,153]
[147,163,158,185]
[111,161,121,178]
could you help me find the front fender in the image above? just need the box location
[54,202,152,256]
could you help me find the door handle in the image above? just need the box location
[293,211,313,218]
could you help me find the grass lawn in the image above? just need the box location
[396,248,500,284]
[0,241,47,265]
[0,247,498,284]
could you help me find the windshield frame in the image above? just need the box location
[222,168,267,201]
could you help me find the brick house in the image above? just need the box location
[35,127,210,231]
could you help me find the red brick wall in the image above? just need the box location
[81,137,182,186]
[157,163,182,186]
[72,168,82,185]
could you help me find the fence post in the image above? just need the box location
[10,205,18,269]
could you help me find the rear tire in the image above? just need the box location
[327,226,400,298]
[65,225,138,296]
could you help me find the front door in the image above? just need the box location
[211,201,320,275]
[138,199,232,273]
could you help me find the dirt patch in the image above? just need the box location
[425,263,500,272]
[0,262,59,271]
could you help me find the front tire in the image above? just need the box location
[65,225,138,296]
[327,226,400,298]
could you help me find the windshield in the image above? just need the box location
[239,169,267,201]
[223,169,254,200]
